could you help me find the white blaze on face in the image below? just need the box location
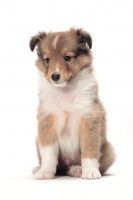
[55,68,59,73]
[53,35,59,49]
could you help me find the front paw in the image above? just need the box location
[34,171,54,180]
[81,168,101,179]
[32,165,41,175]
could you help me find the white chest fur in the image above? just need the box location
[38,68,96,114]
[38,68,97,159]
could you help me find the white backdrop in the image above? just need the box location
[0,0,133,176]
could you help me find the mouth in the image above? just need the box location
[52,81,67,88]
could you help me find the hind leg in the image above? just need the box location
[68,166,82,178]
[99,140,116,174]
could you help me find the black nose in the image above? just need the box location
[51,73,60,81]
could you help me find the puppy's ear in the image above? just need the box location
[76,29,92,49]
[29,32,46,52]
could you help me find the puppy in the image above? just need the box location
[29,28,116,179]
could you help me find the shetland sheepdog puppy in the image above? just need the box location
[29,28,116,180]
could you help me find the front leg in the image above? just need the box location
[35,114,59,180]
[80,117,101,179]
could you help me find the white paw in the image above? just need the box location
[81,168,101,179]
[32,165,41,175]
[68,166,82,178]
[34,171,54,180]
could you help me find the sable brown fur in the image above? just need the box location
[37,104,57,146]
[30,28,116,179]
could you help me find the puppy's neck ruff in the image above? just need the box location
[38,67,97,116]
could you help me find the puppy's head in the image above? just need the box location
[30,28,92,87]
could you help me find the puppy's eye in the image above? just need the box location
[64,56,71,61]
[45,58,50,63]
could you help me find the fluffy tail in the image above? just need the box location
[99,140,116,174]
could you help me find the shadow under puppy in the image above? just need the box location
[29,28,116,179]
